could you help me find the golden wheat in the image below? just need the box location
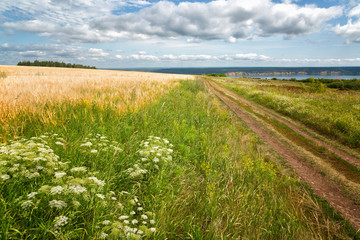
[0,65,194,137]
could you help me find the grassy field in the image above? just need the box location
[0,67,358,239]
[215,77,360,150]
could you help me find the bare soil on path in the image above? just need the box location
[205,79,360,230]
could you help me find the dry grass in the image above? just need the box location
[0,65,194,138]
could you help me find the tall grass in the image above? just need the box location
[215,77,360,149]
[1,74,357,238]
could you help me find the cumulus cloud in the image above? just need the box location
[334,4,360,43]
[91,0,343,42]
[1,0,343,43]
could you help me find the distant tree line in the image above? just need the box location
[17,60,96,69]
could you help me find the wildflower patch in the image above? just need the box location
[0,133,173,239]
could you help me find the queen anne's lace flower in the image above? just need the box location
[27,192,38,199]
[50,186,64,195]
[54,215,68,228]
[70,167,87,173]
[54,172,66,179]
[49,200,67,209]
[21,200,33,209]
[96,194,105,199]
[1,174,10,180]
[69,185,87,194]
[88,177,105,186]
[99,232,108,239]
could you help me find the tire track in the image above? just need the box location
[205,79,360,230]
[209,80,360,169]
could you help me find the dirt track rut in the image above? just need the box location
[205,79,360,230]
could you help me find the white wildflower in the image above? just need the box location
[80,142,92,147]
[137,230,144,235]
[111,197,117,201]
[119,215,129,220]
[150,219,155,224]
[141,215,148,220]
[69,185,87,194]
[27,192,38,199]
[130,211,136,215]
[55,142,64,146]
[54,215,68,228]
[99,232,108,239]
[137,207,143,211]
[167,148,173,153]
[1,174,10,180]
[150,228,156,232]
[50,186,64,195]
[102,220,111,225]
[70,167,87,173]
[131,219,138,225]
[153,157,159,163]
[26,171,40,178]
[88,177,105,186]
[124,220,129,224]
[49,200,67,209]
[21,200,33,209]
[142,221,147,225]
[96,194,105,199]
[90,149,98,153]
[54,172,66,179]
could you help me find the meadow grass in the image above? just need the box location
[1,69,358,239]
[214,77,360,150]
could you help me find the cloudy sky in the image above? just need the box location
[0,0,360,68]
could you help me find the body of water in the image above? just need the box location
[228,75,360,80]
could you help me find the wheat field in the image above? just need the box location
[0,65,194,138]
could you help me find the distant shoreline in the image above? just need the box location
[106,67,360,76]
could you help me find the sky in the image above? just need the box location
[0,0,360,68]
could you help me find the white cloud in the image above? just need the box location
[1,0,343,43]
[89,48,109,57]
[0,43,111,63]
[334,4,360,43]
[92,0,343,42]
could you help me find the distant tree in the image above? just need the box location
[17,60,96,69]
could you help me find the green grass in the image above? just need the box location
[1,80,358,239]
[215,77,360,149]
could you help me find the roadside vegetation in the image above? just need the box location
[296,78,360,91]
[0,67,358,239]
[216,77,360,149]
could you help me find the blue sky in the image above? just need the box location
[0,0,359,68]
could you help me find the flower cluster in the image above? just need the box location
[0,135,60,182]
[126,136,173,179]
[79,133,122,155]
[99,194,157,239]
[0,133,167,239]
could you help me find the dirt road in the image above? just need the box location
[205,79,360,230]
